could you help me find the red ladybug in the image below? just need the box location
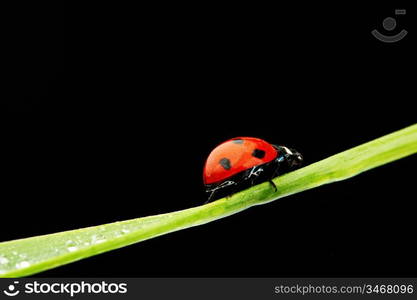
[203,137,303,201]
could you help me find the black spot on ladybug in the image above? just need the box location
[232,139,243,144]
[219,158,232,170]
[252,149,266,159]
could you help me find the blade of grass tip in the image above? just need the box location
[1,123,417,277]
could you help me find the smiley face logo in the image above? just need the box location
[3,281,20,297]
[372,9,407,43]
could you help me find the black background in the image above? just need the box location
[2,1,416,277]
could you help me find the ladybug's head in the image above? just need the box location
[276,146,303,168]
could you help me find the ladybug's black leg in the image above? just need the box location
[268,180,277,192]
[205,191,216,204]
[205,180,238,203]
[268,160,281,192]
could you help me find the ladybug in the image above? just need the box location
[203,137,303,201]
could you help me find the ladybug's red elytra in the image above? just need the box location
[203,137,303,201]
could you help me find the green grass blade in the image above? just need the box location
[1,124,417,277]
